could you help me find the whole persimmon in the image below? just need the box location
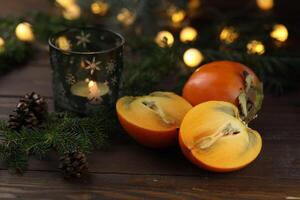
[182,61,263,123]
[179,101,262,172]
[116,91,192,148]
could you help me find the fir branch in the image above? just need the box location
[0,109,116,173]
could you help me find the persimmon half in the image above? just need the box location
[179,101,262,172]
[182,61,263,123]
[116,91,192,148]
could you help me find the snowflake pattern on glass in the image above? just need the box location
[76,31,91,48]
[106,60,115,74]
[111,76,118,86]
[84,57,101,75]
[88,95,103,105]
[69,57,75,64]
[65,73,76,85]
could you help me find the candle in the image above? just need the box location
[71,80,110,104]
[88,81,101,103]
[15,22,35,42]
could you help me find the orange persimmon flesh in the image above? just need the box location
[117,91,192,148]
[179,101,262,172]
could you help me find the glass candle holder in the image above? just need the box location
[49,27,124,115]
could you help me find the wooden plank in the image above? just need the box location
[0,0,54,17]
[0,95,299,179]
[0,97,53,120]
[0,170,299,200]
[0,66,52,97]
[20,136,299,179]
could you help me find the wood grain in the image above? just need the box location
[0,1,300,199]
[0,48,300,199]
[0,170,299,200]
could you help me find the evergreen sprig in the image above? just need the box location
[1,11,300,94]
[0,17,33,75]
[0,109,117,173]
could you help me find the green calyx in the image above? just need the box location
[238,71,264,124]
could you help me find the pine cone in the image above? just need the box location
[8,101,39,131]
[8,92,48,131]
[59,151,88,178]
[22,92,48,120]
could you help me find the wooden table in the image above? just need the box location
[1,1,300,199]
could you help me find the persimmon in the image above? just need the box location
[116,91,192,148]
[182,61,263,123]
[179,101,262,172]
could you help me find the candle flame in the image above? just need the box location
[88,80,96,88]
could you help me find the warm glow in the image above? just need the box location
[55,0,75,8]
[117,8,136,26]
[256,0,273,11]
[247,40,265,55]
[270,24,288,42]
[183,48,204,67]
[63,3,81,20]
[155,31,174,48]
[88,80,101,100]
[0,37,5,53]
[171,9,186,24]
[15,22,35,42]
[188,0,201,10]
[88,80,97,88]
[57,36,71,51]
[91,1,109,16]
[180,26,198,43]
[220,27,239,44]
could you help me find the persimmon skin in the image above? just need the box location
[117,112,177,148]
[182,61,260,106]
[179,134,254,172]
[179,101,262,172]
[116,92,192,149]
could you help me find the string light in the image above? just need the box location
[117,8,136,26]
[256,0,273,11]
[188,0,201,10]
[171,9,186,24]
[180,26,198,43]
[183,48,204,67]
[56,36,71,51]
[15,22,35,42]
[155,31,174,48]
[91,1,109,16]
[219,27,239,44]
[270,24,288,42]
[247,40,265,55]
[167,6,186,25]
[0,37,5,53]
[55,0,75,8]
[63,3,81,20]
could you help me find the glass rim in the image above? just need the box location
[48,27,125,55]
